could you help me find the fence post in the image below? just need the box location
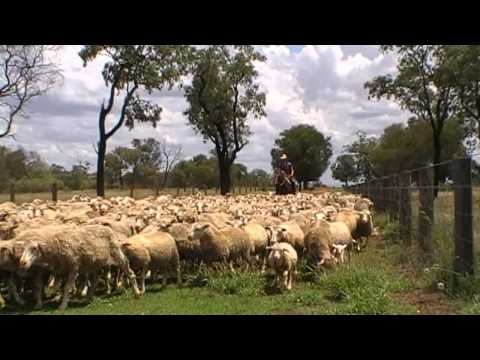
[417,167,434,259]
[204,186,208,196]
[399,172,412,245]
[176,187,180,197]
[51,183,58,203]
[130,187,134,199]
[452,158,474,276]
[10,182,15,203]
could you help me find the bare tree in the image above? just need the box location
[0,45,62,138]
[159,140,182,188]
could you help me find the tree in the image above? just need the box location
[79,45,193,197]
[342,131,378,181]
[270,124,332,184]
[364,45,457,197]
[0,46,62,138]
[105,152,125,188]
[159,140,182,188]
[184,46,266,195]
[331,154,359,186]
[442,46,480,142]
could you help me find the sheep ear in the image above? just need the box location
[201,223,210,230]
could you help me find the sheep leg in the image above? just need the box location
[47,275,56,289]
[162,269,168,288]
[125,268,141,298]
[283,270,289,290]
[229,260,236,274]
[59,270,77,311]
[175,260,182,287]
[33,271,44,310]
[8,274,25,306]
[105,269,112,295]
[87,273,100,299]
[138,268,147,294]
[287,271,293,290]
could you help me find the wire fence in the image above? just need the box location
[348,157,477,278]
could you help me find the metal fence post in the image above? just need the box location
[10,182,15,203]
[452,158,474,276]
[51,183,58,203]
[399,172,412,245]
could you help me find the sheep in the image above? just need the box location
[17,224,141,310]
[236,220,269,272]
[273,222,305,256]
[304,224,335,269]
[353,210,374,249]
[333,210,373,251]
[121,231,182,293]
[159,221,200,271]
[305,219,353,268]
[266,242,297,291]
[197,212,232,229]
[188,223,247,271]
[0,239,47,309]
[354,198,374,212]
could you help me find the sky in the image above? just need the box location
[1,45,409,185]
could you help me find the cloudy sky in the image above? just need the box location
[2,45,409,185]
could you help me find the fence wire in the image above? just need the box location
[349,157,477,277]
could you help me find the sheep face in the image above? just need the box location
[19,242,42,270]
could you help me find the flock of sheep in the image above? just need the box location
[0,190,374,311]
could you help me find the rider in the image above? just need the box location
[276,153,297,193]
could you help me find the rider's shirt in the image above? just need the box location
[278,159,293,174]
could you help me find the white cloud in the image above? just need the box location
[2,45,411,186]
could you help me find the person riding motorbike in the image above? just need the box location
[275,153,298,194]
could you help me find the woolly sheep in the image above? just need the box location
[266,242,297,291]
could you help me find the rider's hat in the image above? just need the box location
[280,154,287,159]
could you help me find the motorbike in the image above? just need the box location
[274,168,297,195]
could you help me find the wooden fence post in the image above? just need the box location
[176,187,180,197]
[130,187,134,199]
[399,172,412,245]
[51,183,58,203]
[10,182,15,203]
[417,167,434,259]
[452,158,475,276]
[204,186,208,196]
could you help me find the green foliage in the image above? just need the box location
[342,131,378,181]
[271,124,332,183]
[441,45,480,142]
[331,154,359,186]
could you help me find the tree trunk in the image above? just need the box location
[96,136,106,197]
[433,131,442,198]
[218,158,232,195]
[119,175,124,190]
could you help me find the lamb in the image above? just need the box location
[17,224,141,310]
[120,231,182,293]
[266,242,297,291]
